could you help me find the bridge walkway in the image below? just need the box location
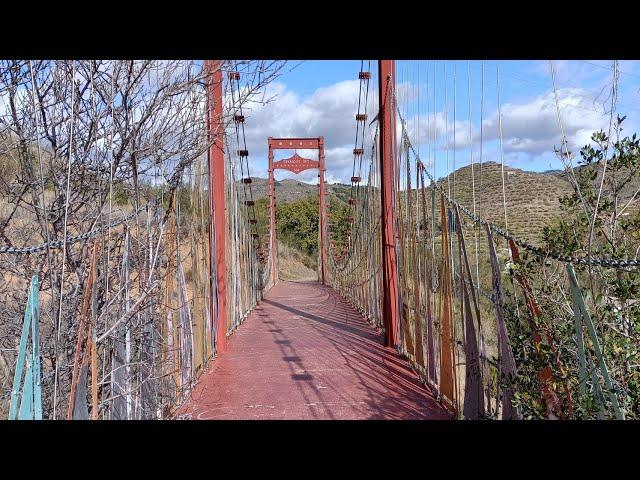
[177,281,449,420]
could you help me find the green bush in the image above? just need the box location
[510,118,640,419]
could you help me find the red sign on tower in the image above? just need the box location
[272,153,319,174]
[267,137,327,286]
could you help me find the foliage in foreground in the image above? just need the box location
[506,118,639,419]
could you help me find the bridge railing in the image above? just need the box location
[328,60,637,420]
[0,60,280,419]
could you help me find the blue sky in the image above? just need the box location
[235,60,640,185]
[282,61,361,95]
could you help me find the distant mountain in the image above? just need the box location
[236,177,352,204]
[242,160,638,244]
[240,163,574,242]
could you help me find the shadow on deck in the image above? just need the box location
[176,280,450,420]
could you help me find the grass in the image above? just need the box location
[277,242,317,282]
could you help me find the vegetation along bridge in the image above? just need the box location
[1,60,638,420]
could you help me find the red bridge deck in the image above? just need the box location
[176,281,449,420]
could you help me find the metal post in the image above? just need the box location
[206,60,227,355]
[268,140,278,284]
[379,60,399,348]
[318,137,327,285]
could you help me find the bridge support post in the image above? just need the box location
[268,140,278,285]
[266,138,324,285]
[379,60,400,349]
[206,60,227,355]
[318,137,327,285]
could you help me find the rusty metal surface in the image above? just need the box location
[206,60,227,355]
[272,153,319,174]
[267,143,278,286]
[176,281,448,420]
[268,138,320,149]
[267,136,327,285]
[318,138,327,285]
[378,60,400,348]
[438,193,456,414]
[67,239,100,419]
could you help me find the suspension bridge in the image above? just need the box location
[2,60,638,420]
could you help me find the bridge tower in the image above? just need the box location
[267,137,327,285]
[379,60,400,349]
[205,60,227,355]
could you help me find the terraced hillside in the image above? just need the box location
[436,161,574,243]
[243,163,574,246]
[243,160,639,246]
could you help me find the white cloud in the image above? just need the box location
[403,112,473,150]
[240,79,378,184]
[392,85,637,177]
[241,80,360,149]
[396,81,420,104]
[479,87,626,156]
[236,70,638,183]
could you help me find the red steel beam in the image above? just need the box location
[268,140,278,285]
[267,137,326,285]
[379,60,400,348]
[269,138,320,150]
[206,60,227,355]
[318,137,327,284]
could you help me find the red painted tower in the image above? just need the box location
[267,137,327,285]
[205,60,227,355]
[379,60,400,349]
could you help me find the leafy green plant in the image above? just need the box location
[509,118,640,419]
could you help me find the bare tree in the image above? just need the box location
[0,59,285,419]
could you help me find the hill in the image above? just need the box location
[237,178,352,204]
[435,161,574,243]
[241,160,640,246]
[552,163,640,207]
[243,163,575,245]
